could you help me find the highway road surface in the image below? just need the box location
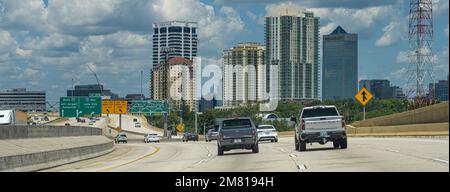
[43,136,449,172]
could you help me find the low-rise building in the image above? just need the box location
[0,88,46,111]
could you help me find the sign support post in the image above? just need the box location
[119,114,122,130]
[363,106,366,120]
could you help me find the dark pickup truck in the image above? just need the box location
[217,117,259,156]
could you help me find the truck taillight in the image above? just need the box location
[342,118,346,128]
[301,120,305,130]
[252,129,256,136]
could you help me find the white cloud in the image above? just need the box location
[0,0,48,31]
[320,22,338,36]
[396,51,411,64]
[0,29,17,59]
[265,3,399,39]
[376,18,406,47]
[15,48,32,57]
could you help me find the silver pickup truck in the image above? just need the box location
[217,117,259,156]
[292,105,347,152]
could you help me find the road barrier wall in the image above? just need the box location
[352,102,449,127]
[0,125,114,172]
[0,137,114,172]
[0,125,102,140]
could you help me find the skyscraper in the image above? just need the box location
[322,26,358,100]
[265,9,320,100]
[152,57,197,111]
[150,21,198,99]
[223,43,265,106]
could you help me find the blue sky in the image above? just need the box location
[0,0,448,101]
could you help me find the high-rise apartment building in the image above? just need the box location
[152,57,197,111]
[150,21,198,99]
[265,10,320,100]
[322,26,358,100]
[223,43,265,106]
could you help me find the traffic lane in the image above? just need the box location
[186,141,299,172]
[41,143,158,172]
[105,141,212,172]
[276,136,449,172]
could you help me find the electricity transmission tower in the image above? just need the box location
[406,0,435,106]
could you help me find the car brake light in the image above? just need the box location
[301,120,305,130]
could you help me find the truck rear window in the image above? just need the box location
[222,119,252,129]
[302,108,338,118]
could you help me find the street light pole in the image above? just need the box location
[161,47,174,138]
[195,112,203,134]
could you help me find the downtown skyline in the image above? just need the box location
[0,0,448,101]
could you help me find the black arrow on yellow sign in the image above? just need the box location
[362,91,367,102]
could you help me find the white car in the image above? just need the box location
[135,122,141,128]
[257,125,278,142]
[144,134,160,143]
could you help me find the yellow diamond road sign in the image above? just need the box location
[355,87,373,106]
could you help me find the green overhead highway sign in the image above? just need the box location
[129,100,169,115]
[60,97,102,118]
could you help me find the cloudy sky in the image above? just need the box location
[0,0,448,101]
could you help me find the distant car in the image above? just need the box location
[257,125,278,142]
[88,120,95,125]
[171,129,178,136]
[96,118,101,121]
[64,123,70,126]
[135,122,141,128]
[144,134,160,143]
[133,118,138,122]
[205,128,218,142]
[115,132,128,144]
[183,132,199,142]
[43,116,49,121]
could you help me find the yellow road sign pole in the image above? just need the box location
[363,106,366,120]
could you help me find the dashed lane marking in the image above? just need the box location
[386,149,400,153]
[432,158,449,165]
[297,164,307,170]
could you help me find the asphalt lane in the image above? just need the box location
[44,136,449,172]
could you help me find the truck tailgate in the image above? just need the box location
[221,128,254,139]
[303,116,342,130]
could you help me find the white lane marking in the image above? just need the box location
[432,158,449,165]
[280,148,287,153]
[297,164,307,170]
[387,149,400,153]
[194,159,207,166]
[289,154,297,158]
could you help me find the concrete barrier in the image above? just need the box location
[352,102,449,127]
[0,125,102,140]
[0,125,114,172]
[0,136,114,172]
[346,122,449,136]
